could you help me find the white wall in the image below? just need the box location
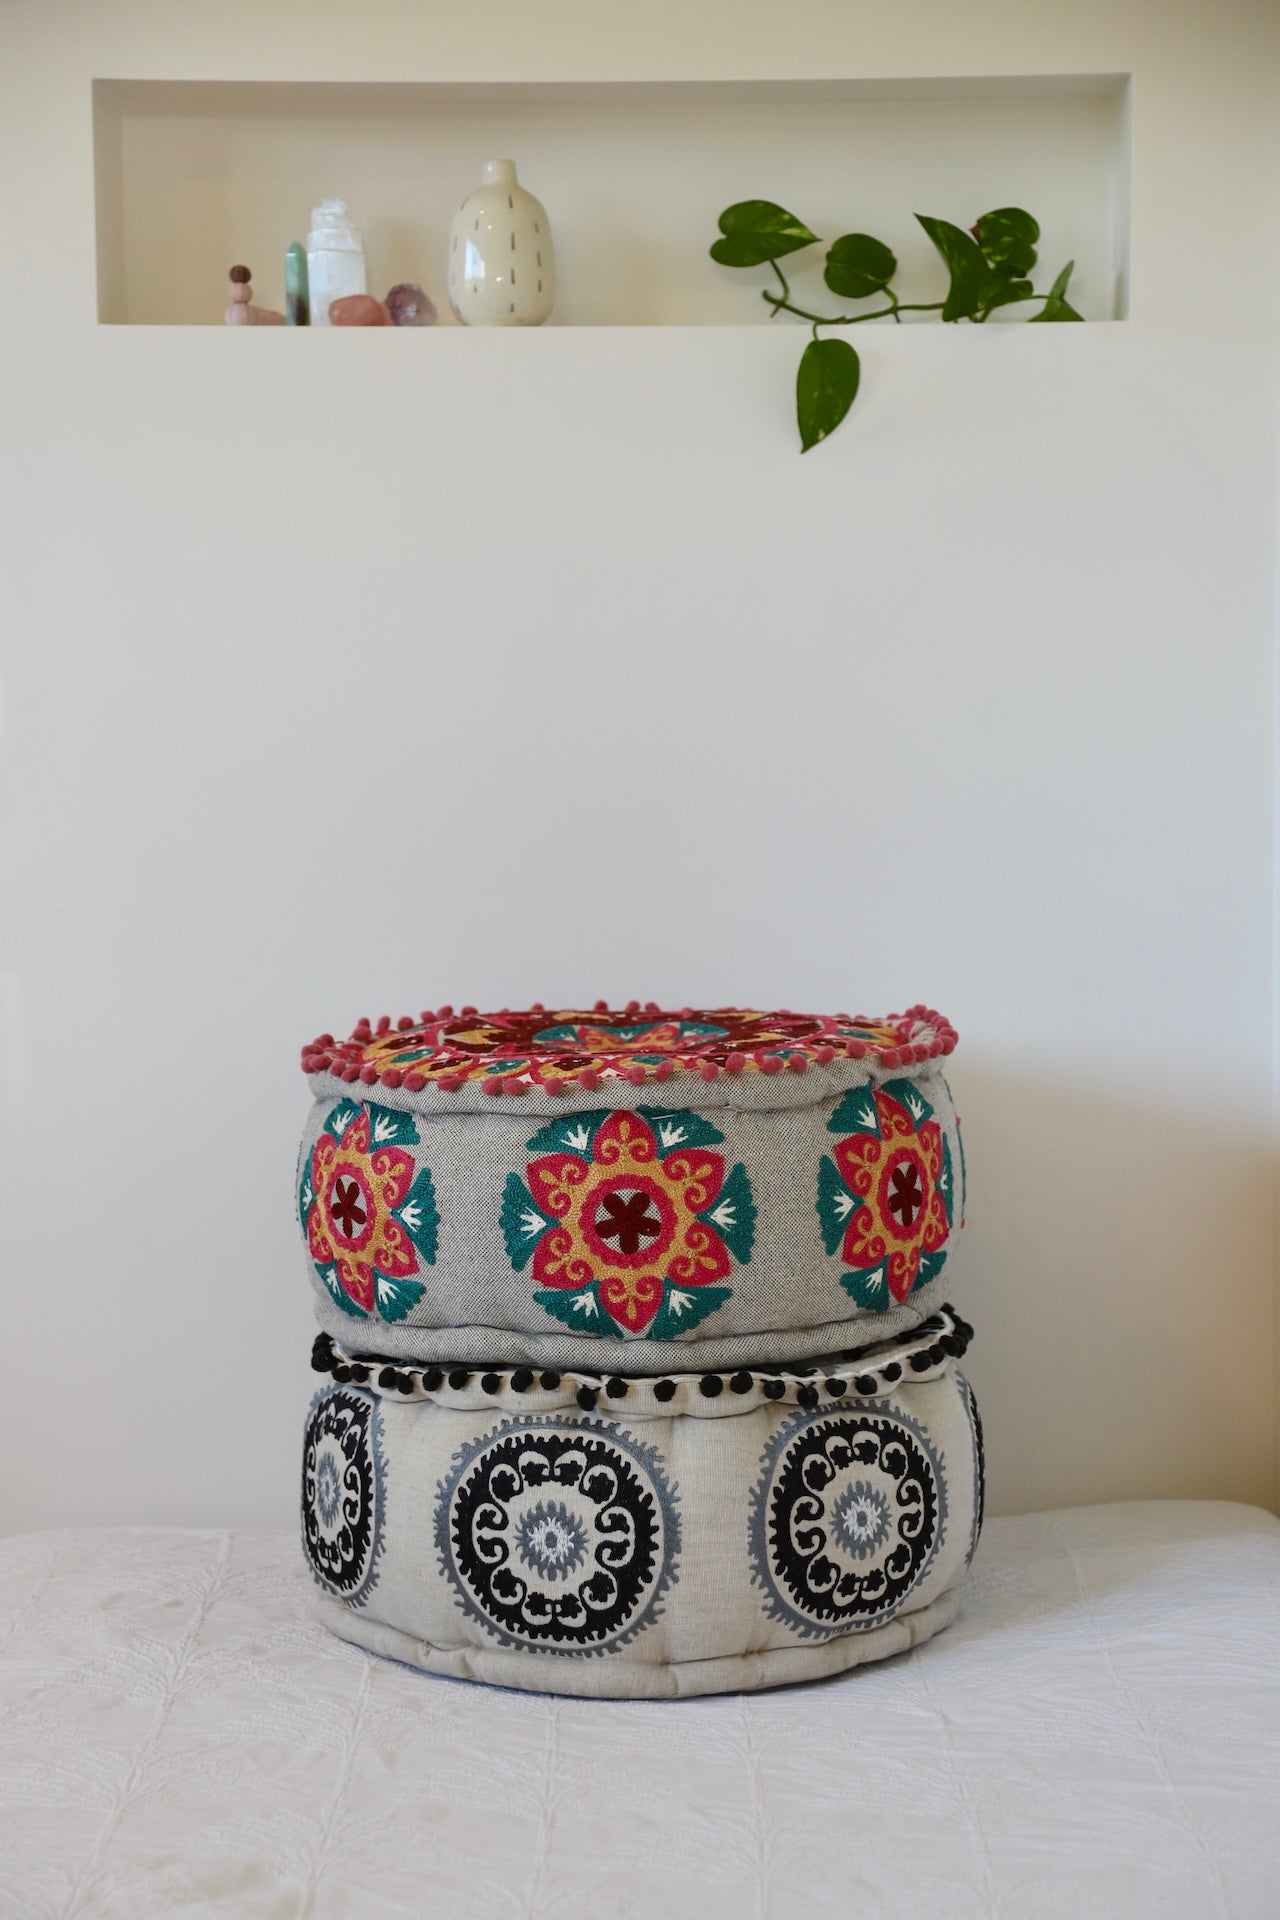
[0,0,1277,1533]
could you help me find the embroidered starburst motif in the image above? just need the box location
[831,1480,892,1561]
[500,1107,755,1340]
[300,1101,439,1322]
[513,1500,588,1582]
[816,1079,955,1311]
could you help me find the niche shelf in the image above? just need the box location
[93,75,1130,327]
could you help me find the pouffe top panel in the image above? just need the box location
[301,1002,957,1115]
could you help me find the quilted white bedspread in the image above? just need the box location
[1,1501,1277,1919]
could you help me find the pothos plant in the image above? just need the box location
[710,201,1082,450]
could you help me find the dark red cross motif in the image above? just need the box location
[887,1160,924,1229]
[331,1176,368,1237]
[595,1189,663,1256]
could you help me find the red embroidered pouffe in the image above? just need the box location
[303,1307,983,1699]
[296,1004,964,1368]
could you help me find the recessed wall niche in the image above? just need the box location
[93,75,1130,327]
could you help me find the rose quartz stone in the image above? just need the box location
[229,283,252,304]
[329,294,390,326]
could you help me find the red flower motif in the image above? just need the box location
[308,1108,419,1314]
[498,1106,759,1340]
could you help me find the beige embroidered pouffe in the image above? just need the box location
[296,1002,966,1366]
[296,1003,982,1696]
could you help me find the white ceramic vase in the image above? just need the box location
[448,160,555,326]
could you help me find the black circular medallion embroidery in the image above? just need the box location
[958,1370,986,1567]
[749,1408,946,1638]
[301,1386,386,1606]
[435,1419,680,1653]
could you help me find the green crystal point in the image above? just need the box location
[285,241,310,326]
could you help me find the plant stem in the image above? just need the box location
[763,288,944,325]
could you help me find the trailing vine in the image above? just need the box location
[709,202,1082,450]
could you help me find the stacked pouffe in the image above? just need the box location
[296,1003,983,1698]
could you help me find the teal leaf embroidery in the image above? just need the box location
[879,1079,935,1128]
[700,1161,755,1264]
[392,1166,438,1264]
[298,1160,315,1233]
[635,1108,726,1156]
[373,1270,427,1322]
[816,1153,860,1255]
[937,1135,955,1229]
[316,1262,367,1319]
[915,1249,949,1292]
[365,1102,420,1148]
[324,1099,363,1142]
[524,1113,607,1158]
[840,1266,891,1312]
[827,1085,881,1137]
[533,1284,605,1334]
[649,1283,733,1342]
[501,1173,556,1270]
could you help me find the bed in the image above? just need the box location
[1,1500,1277,1918]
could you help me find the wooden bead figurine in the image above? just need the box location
[224,264,285,327]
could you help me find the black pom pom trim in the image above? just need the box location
[315,1300,975,1410]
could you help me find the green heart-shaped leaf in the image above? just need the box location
[916,215,995,321]
[797,337,860,452]
[1030,261,1084,322]
[974,206,1039,279]
[824,233,897,300]
[978,278,1035,314]
[710,201,819,268]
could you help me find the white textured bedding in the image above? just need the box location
[1,1502,1277,1919]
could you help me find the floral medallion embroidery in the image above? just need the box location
[434,1417,681,1653]
[831,1479,893,1561]
[500,1107,755,1340]
[301,1385,387,1607]
[816,1079,954,1311]
[307,1004,939,1094]
[749,1407,946,1639]
[299,1099,438,1322]
[531,1016,727,1058]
